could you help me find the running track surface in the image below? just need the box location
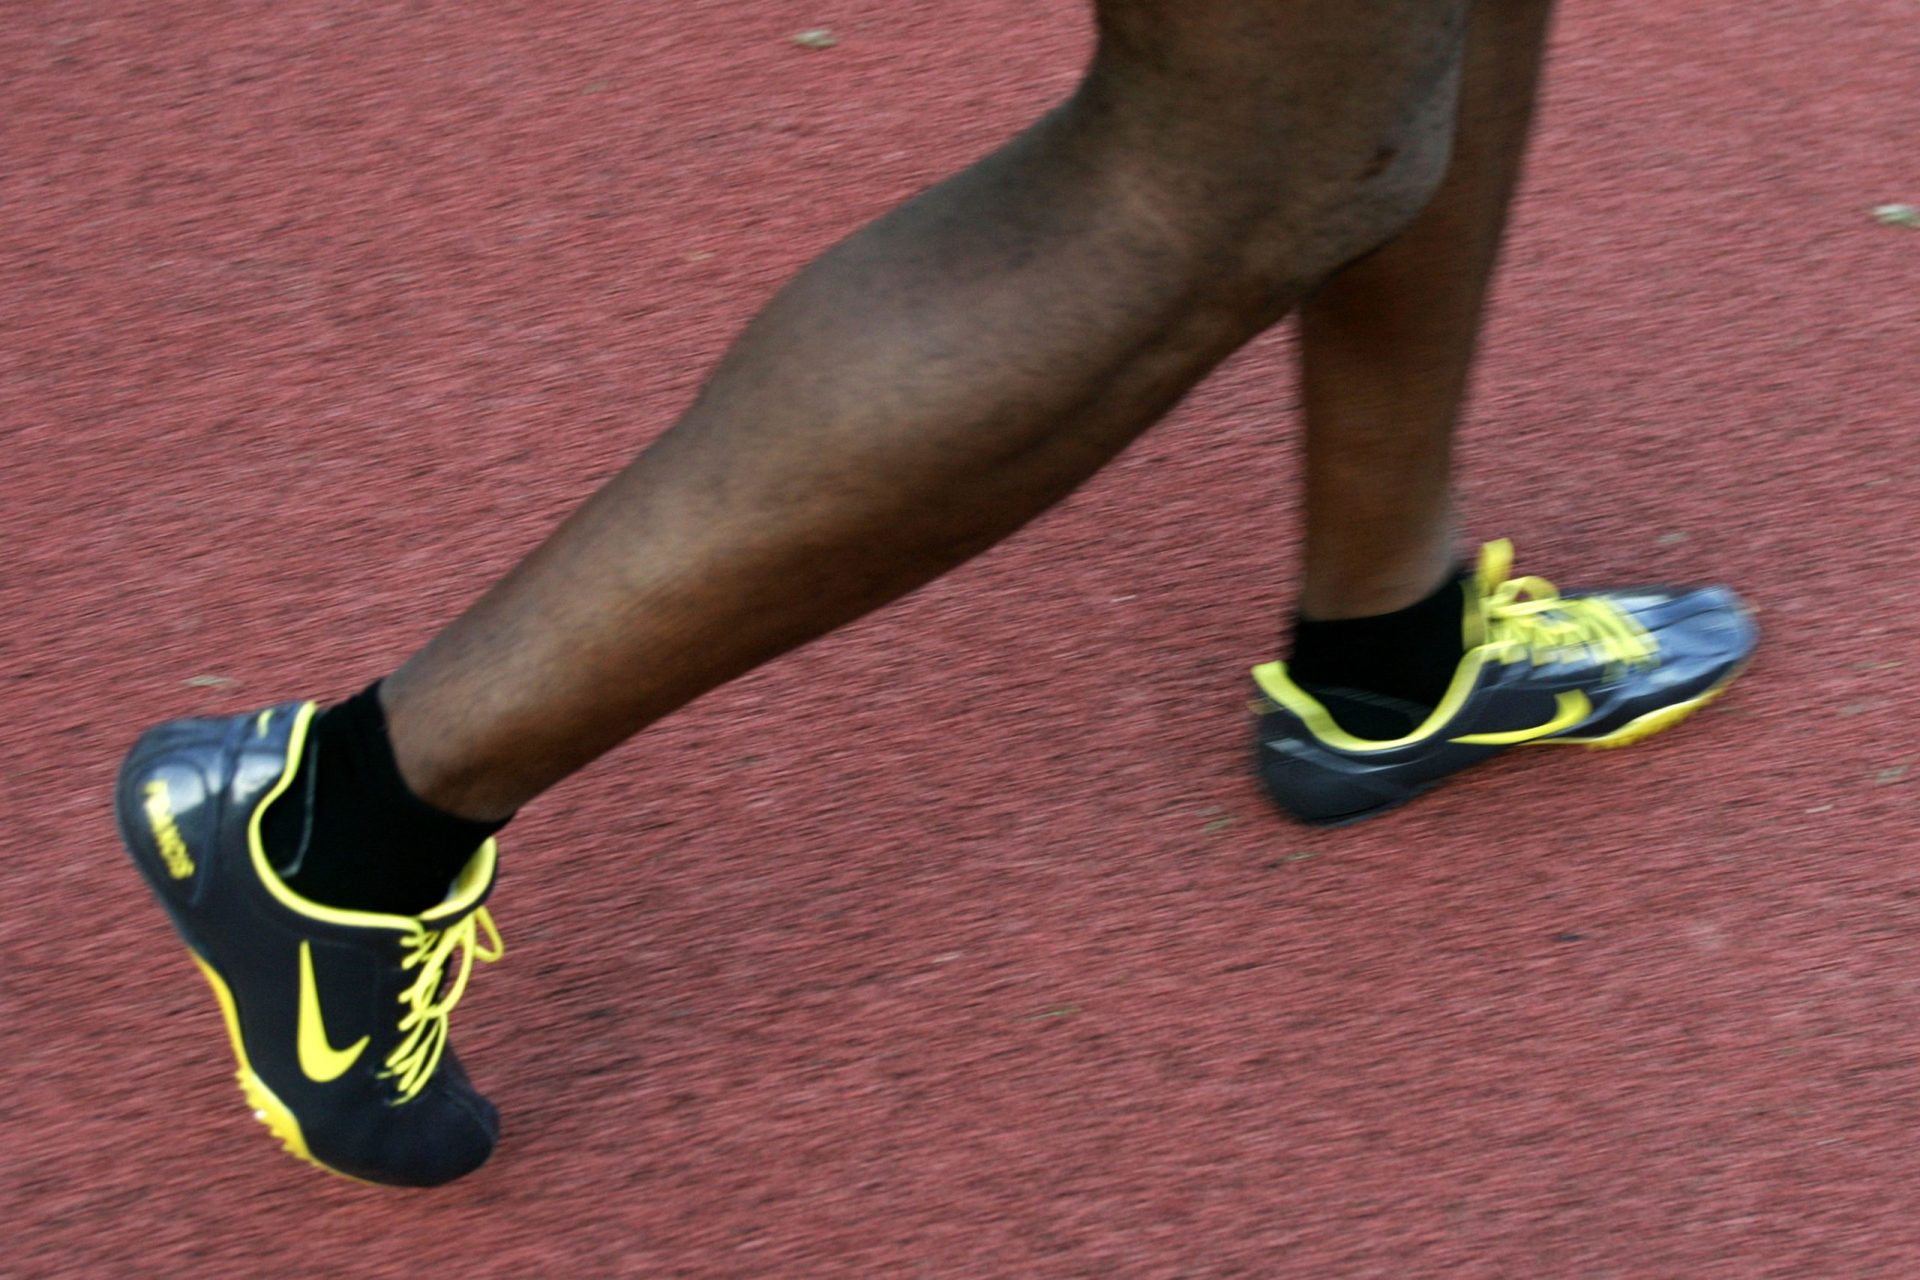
[4,2,1917,1274]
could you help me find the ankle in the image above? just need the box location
[1298,547,1462,622]
[377,679,523,825]
[265,684,511,915]
[1288,562,1472,712]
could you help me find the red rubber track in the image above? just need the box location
[4,1,1917,1274]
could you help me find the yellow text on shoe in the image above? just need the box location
[1450,690,1592,745]
[142,780,195,880]
[298,942,369,1083]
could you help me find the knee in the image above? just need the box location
[1246,86,1460,288]
[1119,91,1459,317]
[1081,2,1468,303]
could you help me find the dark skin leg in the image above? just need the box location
[1296,0,1557,621]
[382,0,1473,821]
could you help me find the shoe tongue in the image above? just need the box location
[1462,539,1515,651]
[1460,575,1489,651]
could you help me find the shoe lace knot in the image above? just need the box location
[1477,540,1656,673]
[383,907,503,1103]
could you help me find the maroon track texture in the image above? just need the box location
[4,1,1918,1274]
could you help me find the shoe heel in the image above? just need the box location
[115,714,253,918]
[1255,733,1423,827]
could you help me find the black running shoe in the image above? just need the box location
[115,701,504,1187]
[1254,540,1757,826]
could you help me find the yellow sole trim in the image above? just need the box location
[187,951,370,1186]
[1531,676,1734,751]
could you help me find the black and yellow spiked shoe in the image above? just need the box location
[1254,541,1757,826]
[115,701,503,1187]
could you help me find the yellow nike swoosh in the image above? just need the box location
[1451,690,1593,745]
[298,941,369,1083]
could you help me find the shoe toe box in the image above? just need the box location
[1594,583,1757,707]
[1635,584,1756,662]
[306,1053,499,1188]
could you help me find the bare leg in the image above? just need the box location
[1296,0,1556,621]
[382,0,1473,819]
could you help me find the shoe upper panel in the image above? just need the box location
[115,703,313,914]
[1257,657,1563,761]
[225,701,311,837]
[1637,586,1757,658]
[1477,650,1601,691]
[1440,663,1601,738]
[117,710,284,914]
[265,922,497,1186]
[318,1068,499,1186]
[1567,585,1681,615]
[217,888,409,1062]
[1255,709,1508,824]
[1253,693,1437,764]
[1567,585,1754,718]
[118,744,220,912]
[1576,583,1755,644]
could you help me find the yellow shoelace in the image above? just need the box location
[382,908,503,1103]
[1476,540,1657,672]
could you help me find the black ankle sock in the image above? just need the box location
[1287,566,1473,738]
[263,682,508,916]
